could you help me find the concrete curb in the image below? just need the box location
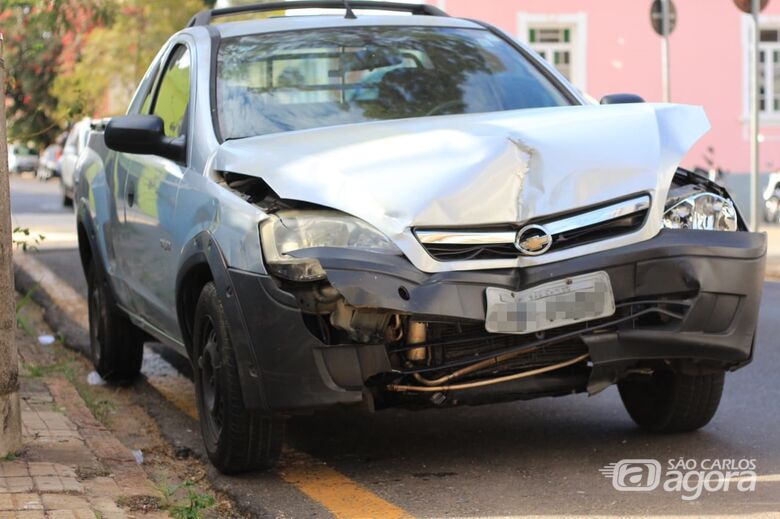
[14,253,89,356]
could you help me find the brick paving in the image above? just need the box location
[0,377,168,518]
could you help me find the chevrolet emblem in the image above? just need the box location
[515,224,553,256]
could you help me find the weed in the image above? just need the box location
[73,382,116,425]
[0,453,17,462]
[12,227,45,252]
[155,479,216,519]
[169,481,216,519]
[15,285,39,337]
[44,362,116,426]
[25,362,73,379]
[155,478,178,505]
[21,361,117,424]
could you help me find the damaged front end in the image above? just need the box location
[221,168,765,413]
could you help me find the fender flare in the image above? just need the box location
[176,231,268,411]
[75,201,103,278]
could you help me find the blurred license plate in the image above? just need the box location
[485,271,615,334]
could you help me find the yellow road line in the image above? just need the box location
[144,374,200,421]
[279,451,414,519]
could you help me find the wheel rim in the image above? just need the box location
[628,369,675,410]
[648,370,674,401]
[198,318,223,440]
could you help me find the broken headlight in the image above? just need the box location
[663,192,738,231]
[260,210,400,281]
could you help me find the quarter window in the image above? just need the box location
[152,45,191,138]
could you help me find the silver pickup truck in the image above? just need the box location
[74,1,766,474]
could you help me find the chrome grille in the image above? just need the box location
[416,195,650,261]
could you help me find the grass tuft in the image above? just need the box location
[156,478,216,519]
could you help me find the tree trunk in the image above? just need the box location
[0,33,22,456]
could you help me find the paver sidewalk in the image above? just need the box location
[0,342,167,518]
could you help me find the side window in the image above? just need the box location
[139,78,156,114]
[152,45,191,138]
[128,62,160,115]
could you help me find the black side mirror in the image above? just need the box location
[105,114,185,163]
[599,93,646,105]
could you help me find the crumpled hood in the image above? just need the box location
[214,103,709,268]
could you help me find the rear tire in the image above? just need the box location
[87,258,144,383]
[192,282,284,474]
[618,368,724,433]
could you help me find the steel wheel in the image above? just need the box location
[198,319,223,440]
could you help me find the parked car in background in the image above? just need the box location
[8,143,39,174]
[75,2,766,474]
[36,143,63,181]
[763,172,780,224]
[60,118,92,206]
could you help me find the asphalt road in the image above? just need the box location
[10,175,780,517]
[9,174,77,249]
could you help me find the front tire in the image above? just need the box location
[618,368,725,433]
[192,282,285,474]
[87,258,144,382]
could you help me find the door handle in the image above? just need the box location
[127,180,136,207]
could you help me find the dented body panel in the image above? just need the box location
[214,103,710,272]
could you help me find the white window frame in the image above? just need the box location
[742,13,780,126]
[517,12,588,92]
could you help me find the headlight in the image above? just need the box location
[663,192,737,231]
[260,210,400,281]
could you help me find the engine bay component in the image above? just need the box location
[329,299,393,344]
[388,353,590,392]
[406,320,428,362]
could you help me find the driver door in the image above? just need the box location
[113,42,193,340]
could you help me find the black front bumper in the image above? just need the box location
[228,229,766,412]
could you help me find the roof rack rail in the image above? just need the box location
[187,1,449,27]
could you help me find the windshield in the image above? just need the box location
[216,26,571,140]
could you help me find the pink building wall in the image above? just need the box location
[431,0,780,173]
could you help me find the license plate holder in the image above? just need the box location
[485,271,615,334]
